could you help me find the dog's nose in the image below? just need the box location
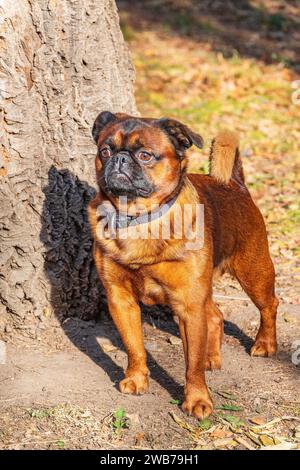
[119,155,127,165]
[116,152,131,168]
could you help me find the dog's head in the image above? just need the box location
[92,111,203,208]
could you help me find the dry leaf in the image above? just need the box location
[260,435,275,446]
[260,442,296,451]
[248,416,266,425]
[234,436,256,450]
[213,438,238,448]
[211,426,232,439]
[245,430,262,446]
[169,412,195,434]
[134,432,145,446]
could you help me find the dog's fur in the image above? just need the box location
[88,112,278,419]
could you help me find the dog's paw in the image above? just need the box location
[119,373,149,395]
[182,396,213,420]
[205,354,222,371]
[251,339,277,357]
[182,389,213,420]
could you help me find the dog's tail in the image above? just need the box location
[209,130,245,185]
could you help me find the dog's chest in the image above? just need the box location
[99,238,187,305]
[100,236,185,267]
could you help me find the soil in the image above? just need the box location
[1,277,300,450]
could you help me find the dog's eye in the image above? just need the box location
[100,146,112,158]
[137,151,153,163]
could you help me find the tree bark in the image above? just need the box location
[0,0,137,336]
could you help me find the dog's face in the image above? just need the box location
[92,111,203,209]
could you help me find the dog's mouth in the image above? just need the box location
[102,169,154,199]
[102,170,139,198]
[105,170,134,194]
[109,170,132,184]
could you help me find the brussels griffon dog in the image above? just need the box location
[88,111,278,419]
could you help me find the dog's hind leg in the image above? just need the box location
[232,250,278,357]
[251,296,278,357]
[205,298,224,370]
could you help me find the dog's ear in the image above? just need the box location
[157,118,204,156]
[92,111,117,144]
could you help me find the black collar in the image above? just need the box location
[105,194,178,230]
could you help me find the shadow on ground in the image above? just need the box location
[40,167,182,399]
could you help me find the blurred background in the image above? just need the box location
[117,0,300,306]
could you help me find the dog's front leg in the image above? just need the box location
[106,285,149,395]
[176,297,213,419]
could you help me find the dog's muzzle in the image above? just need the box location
[103,152,154,198]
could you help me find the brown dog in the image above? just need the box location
[88,111,278,419]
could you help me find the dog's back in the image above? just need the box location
[188,131,270,271]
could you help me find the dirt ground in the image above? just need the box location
[1,276,300,450]
[1,0,300,451]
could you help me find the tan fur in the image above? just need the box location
[89,114,278,420]
[209,130,239,183]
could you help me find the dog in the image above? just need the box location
[88,111,278,419]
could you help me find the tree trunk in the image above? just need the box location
[0,0,137,337]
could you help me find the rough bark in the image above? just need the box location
[0,0,137,336]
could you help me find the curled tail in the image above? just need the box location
[209,130,245,185]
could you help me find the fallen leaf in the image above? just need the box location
[211,426,232,438]
[250,417,281,431]
[260,442,296,450]
[198,418,212,431]
[213,438,238,448]
[169,399,182,405]
[217,404,243,412]
[259,434,275,446]
[169,411,195,435]
[222,415,244,428]
[248,416,266,425]
[234,436,256,450]
[245,430,261,446]
[134,432,145,446]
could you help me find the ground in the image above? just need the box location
[1,0,300,451]
[1,286,300,450]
